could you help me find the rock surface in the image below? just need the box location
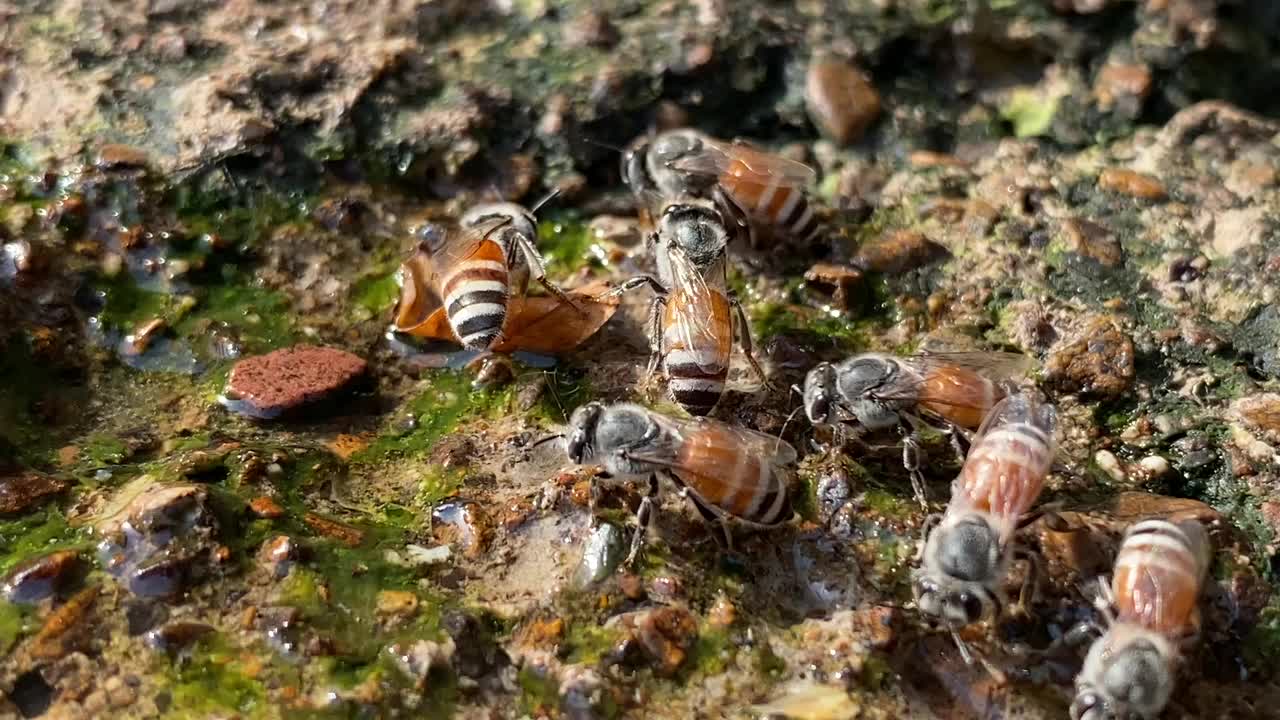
[221,345,368,419]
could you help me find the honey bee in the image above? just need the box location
[913,392,1057,633]
[803,351,1033,505]
[623,129,821,246]
[392,195,575,351]
[614,206,764,415]
[1071,519,1210,720]
[564,401,796,564]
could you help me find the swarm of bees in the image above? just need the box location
[387,127,1216,719]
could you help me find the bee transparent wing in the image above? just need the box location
[632,413,798,470]
[667,245,729,374]
[866,351,1035,410]
[392,248,447,333]
[667,138,817,188]
[432,216,512,266]
[971,392,1057,446]
[907,351,1037,381]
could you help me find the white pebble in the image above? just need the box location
[1094,450,1126,482]
[1138,455,1171,477]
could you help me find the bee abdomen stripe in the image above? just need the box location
[670,384,722,415]
[452,303,506,334]
[445,281,506,308]
[447,290,508,315]
[443,267,507,296]
[791,204,816,236]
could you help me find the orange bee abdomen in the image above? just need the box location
[663,290,733,416]
[720,156,820,243]
[440,238,510,350]
[953,420,1053,536]
[1113,520,1209,635]
[918,365,1004,429]
[675,425,791,525]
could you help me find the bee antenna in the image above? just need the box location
[581,136,627,154]
[776,404,804,451]
[789,383,804,399]
[530,433,566,449]
[529,187,562,216]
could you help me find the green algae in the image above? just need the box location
[0,601,32,654]
[518,666,562,715]
[352,271,401,317]
[0,509,89,576]
[1000,88,1061,139]
[163,634,269,718]
[687,626,734,676]
[537,215,602,278]
[563,621,623,665]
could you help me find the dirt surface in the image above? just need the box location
[2,1,1280,718]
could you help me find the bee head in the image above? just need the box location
[566,402,605,464]
[914,516,1001,627]
[659,204,728,269]
[1074,635,1172,720]
[802,362,838,425]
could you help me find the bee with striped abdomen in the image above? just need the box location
[803,350,1033,505]
[1071,519,1210,720]
[623,129,822,246]
[913,392,1057,633]
[392,195,576,351]
[564,401,796,564]
[612,203,765,415]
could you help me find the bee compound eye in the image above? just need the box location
[959,592,984,622]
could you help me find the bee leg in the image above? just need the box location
[624,474,661,567]
[1011,548,1041,618]
[729,296,769,388]
[684,488,735,555]
[643,295,668,389]
[512,231,584,313]
[712,184,756,251]
[944,424,972,462]
[899,428,930,511]
[915,512,944,561]
[603,274,668,299]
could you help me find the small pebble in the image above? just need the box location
[1138,455,1172,478]
[250,496,285,519]
[220,345,368,420]
[805,57,881,146]
[1094,449,1126,482]
[376,590,420,620]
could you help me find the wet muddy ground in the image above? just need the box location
[2,1,1280,718]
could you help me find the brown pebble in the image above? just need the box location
[707,595,736,629]
[222,345,368,420]
[1093,63,1153,109]
[804,262,865,311]
[570,480,593,508]
[375,590,420,619]
[2,550,82,604]
[805,58,881,145]
[1231,393,1280,444]
[852,230,947,274]
[0,471,71,515]
[1045,316,1135,398]
[303,512,365,547]
[517,616,565,649]
[123,317,168,356]
[909,151,969,169]
[1099,168,1167,200]
[614,607,698,676]
[95,144,151,169]
[32,584,100,659]
[250,496,285,519]
[1061,218,1124,267]
[619,573,645,601]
